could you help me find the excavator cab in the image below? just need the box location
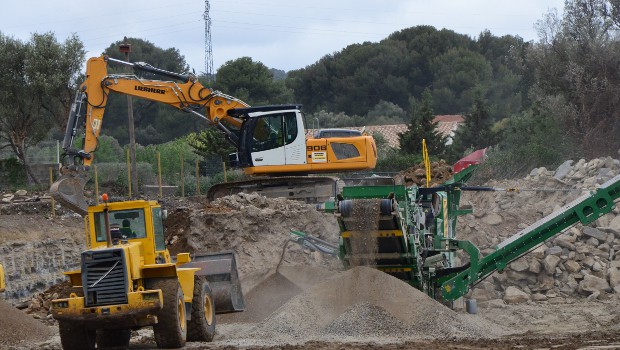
[232,105,307,169]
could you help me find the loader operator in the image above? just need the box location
[120,219,136,238]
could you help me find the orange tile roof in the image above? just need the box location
[308,115,464,148]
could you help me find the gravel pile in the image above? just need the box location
[0,299,53,347]
[249,267,513,341]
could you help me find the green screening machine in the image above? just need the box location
[293,161,620,305]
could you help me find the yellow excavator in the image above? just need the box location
[51,55,377,214]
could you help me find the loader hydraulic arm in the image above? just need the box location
[439,174,620,301]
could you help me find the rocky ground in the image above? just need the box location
[1,153,620,349]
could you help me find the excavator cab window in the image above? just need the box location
[94,209,147,242]
[251,113,284,152]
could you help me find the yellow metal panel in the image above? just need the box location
[125,243,144,283]
[0,264,5,292]
[141,263,177,279]
[52,290,163,320]
[341,230,403,238]
[442,198,449,238]
[379,267,412,273]
[176,268,199,303]
[63,270,83,287]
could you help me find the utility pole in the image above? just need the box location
[119,37,138,197]
[204,0,214,83]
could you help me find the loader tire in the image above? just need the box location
[96,329,131,348]
[58,320,95,350]
[152,278,187,348]
[187,276,216,342]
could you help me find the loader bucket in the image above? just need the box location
[184,251,245,314]
[50,173,88,216]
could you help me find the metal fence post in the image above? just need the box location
[49,167,55,218]
[180,154,185,197]
[94,165,99,205]
[157,151,162,198]
[126,148,132,198]
[196,159,200,195]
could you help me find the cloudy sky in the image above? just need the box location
[1,0,564,73]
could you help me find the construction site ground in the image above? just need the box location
[2,156,620,349]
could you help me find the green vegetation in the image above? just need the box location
[2,0,619,189]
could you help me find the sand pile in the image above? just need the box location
[249,267,513,341]
[0,299,53,347]
[220,265,335,324]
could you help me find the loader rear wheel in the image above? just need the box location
[152,278,187,348]
[58,321,95,350]
[187,276,216,342]
[96,329,131,348]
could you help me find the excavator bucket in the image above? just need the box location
[50,173,89,216]
[182,251,245,314]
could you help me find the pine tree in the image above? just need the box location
[452,95,496,156]
[398,89,447,156]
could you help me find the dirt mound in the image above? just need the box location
[0,299,53,347]
[164,192,341,292]
[24,280,82,322]
[250,267,513,341]
[398,160,453,187]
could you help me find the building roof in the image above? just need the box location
[308,115,464,149]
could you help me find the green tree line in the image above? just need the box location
[2,0,619,186]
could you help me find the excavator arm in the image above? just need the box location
[52,55,249,214]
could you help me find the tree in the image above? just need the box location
[451,95,496,157]
[0,32,85,183]
[529,0,620,157]
[215,57,292,105]
[398,90,447,156]
[186,128,236,159]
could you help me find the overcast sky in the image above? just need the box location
[1,0,564,73]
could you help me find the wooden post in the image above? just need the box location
[49,167,55,218]
[222,161,228,183]
[157,151,162,198]
[126,148,132,198]
[94,165,100,205]
[180,154,185,197]
[195,159,200,195]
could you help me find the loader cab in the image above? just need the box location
[87,200,169,265]
[230,105,307,169]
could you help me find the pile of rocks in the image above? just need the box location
[398,160,454,187]
[461,155,620,306]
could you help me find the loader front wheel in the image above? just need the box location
[96,329,131,348]
[187,276,216,342]
[58,321,95,350]
[152,278,187,348]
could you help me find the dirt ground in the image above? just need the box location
[3,193,620,350]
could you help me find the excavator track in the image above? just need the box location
[207,176,338,203]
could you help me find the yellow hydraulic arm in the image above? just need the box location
[68,55,248,167]
[52,55,249,214]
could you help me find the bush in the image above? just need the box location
[94,162,156,189]
[374,148,422,173]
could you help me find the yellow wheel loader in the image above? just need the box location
[51,195,244,349]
